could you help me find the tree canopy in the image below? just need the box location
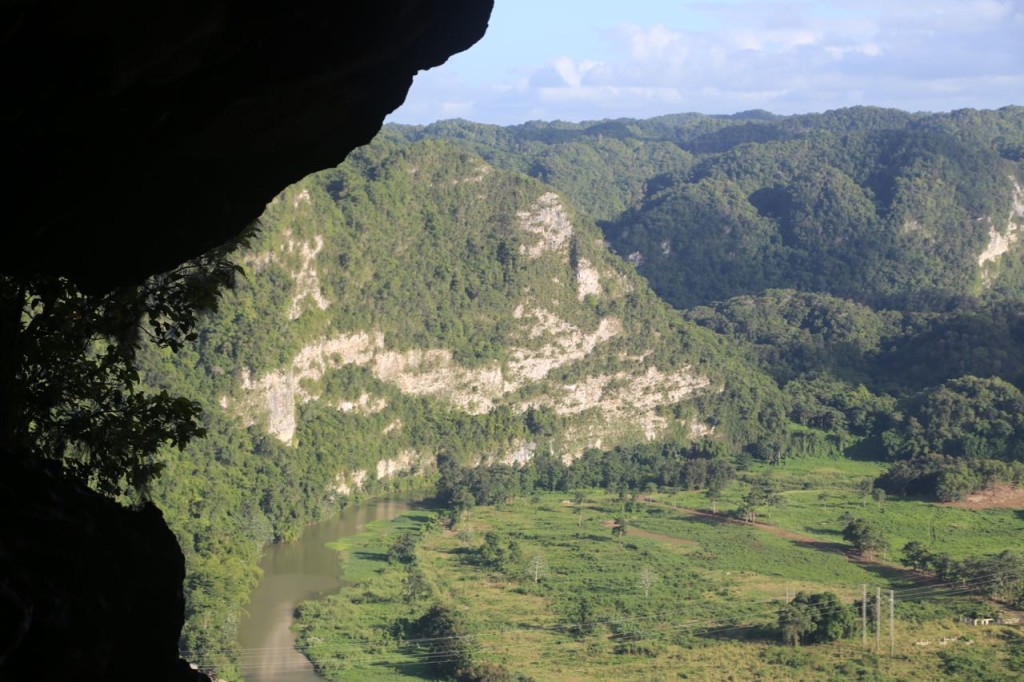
[778,592,857,646]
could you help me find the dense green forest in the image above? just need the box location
[394,107,1024,483]
[394,106,1024,310]
[127,107,1024,678]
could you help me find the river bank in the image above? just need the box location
[235,495,429,682]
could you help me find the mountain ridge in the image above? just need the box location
[392,106,1024,309]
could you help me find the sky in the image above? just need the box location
[387,0,1024,125]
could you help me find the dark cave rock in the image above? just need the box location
[2,0,493,294]
[0,453,208,682]
[0,2,493,679]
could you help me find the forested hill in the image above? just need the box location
[391,106,1024,310]
[389,107,1024,502]
[389,107,1024,509]
[139,136,784,670]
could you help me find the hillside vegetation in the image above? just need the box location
[396,108,1024,496]
[133,107,1024,678]
[395,106,1024,309]
[141,136,783,675]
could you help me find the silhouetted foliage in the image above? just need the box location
[0,238,243,497]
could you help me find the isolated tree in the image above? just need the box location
[610,516,626,540]
[562,595,596,638]
[901,541,935,571]
[574,490,586,527]
[933,553,968,585]
[706,486,723,514]
[804,592,857,643]
[436,453,473,511]
[740,473,779,523]
[704,459,733,514]
[842,518,889,557]
[626,489,640,514]
[387,533,418,565]
[612,517,628,543]
[402,565,430,604]
[779,592,856,645]
[857,479,874,507]
[480,531,505,568]
[479,532,520,572]
[615,482,630,514]
[453,489,477,525]
[407,604,476,676]
[779,600,815,646]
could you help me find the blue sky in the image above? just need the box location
[387,0,1024,125]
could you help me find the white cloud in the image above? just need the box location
[551,56,602,88]
[623,24,684,61]
[730,28,821,52]
[440,101,475,117]
[538,85,685,104]
[825,42,883,59]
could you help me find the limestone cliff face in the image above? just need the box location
[206,144,716,490]
[978,179,1024,285]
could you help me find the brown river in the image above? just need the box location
[235,497,413,682]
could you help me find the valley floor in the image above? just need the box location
[293,458,1024,681]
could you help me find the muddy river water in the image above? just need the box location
[236,497,413,681]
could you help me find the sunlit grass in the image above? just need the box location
[662,456,1024,561]
[293,461,1022,680]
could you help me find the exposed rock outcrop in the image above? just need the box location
[288,235,331,319]
[236,313,632,442]
[978,179,1024,276]
[518,192,576,258]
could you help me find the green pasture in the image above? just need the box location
[294,472,1022,680]
[664,456,1024,561]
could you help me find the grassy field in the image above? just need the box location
[665,457,1024,560]
[294,457,1024,681]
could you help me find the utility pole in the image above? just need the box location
[862,585,867,648]
[890,590,895,657]
[875,586,884,653]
